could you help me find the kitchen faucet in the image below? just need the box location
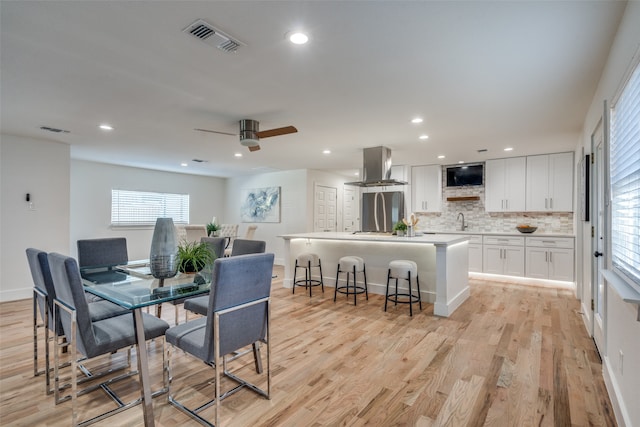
[457,212,467,231]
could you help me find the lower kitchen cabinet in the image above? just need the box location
[525,237,574,281]
[467,234,483,273]
[483,236,525,277]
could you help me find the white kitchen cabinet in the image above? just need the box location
[485,157,526,212]
[525,237,574,281]
[526,152,573,212]
[467,234,483,273]
[411,165,442,212]
[482,235,525,276]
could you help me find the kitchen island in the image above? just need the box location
[280,232,470,317]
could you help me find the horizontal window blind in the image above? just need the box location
[610,61,640,289]
[111,189,189,226]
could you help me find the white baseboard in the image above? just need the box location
[603,355,631,427]
[0,288,31,303]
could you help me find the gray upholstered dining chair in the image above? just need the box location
[165,253,274,427]
[76,237,129,285]
[183,239,266,319]
[229,238,266,256]
[26,248,129,395]
[47,252,170,426]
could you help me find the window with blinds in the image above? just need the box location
[111,189,189,226]
[610,61,640,290]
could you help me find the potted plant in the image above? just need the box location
[206,222,220,237]
[177,240,215,273]
[393,220,407,237]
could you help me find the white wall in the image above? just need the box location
[579,2,640,426]
[70,160,226,261]
[0,134,70,301]
[225,169,309,265]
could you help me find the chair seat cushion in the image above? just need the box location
[87,313,169,358]
[165,317,209,361]
[296,252,320,265]
[339,256,364,271]
[183,295,209,316]
[88,300,130,321]
[389,260,418,278]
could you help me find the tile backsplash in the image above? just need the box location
[413,183,574,234]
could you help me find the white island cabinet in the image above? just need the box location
[280,232,470,317]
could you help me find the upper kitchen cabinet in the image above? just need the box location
[411,165,442,212]
[526,152,573,212]
[485,157,526,212]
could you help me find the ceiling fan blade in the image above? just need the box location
[256,125,297,139]
[248,144,261,152]
[194,128,237,136]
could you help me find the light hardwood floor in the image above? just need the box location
[0,266,616,426]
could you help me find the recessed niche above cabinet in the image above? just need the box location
[446,196,480,202]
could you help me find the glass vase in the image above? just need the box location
[149,218,178,279]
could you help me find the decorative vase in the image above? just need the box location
[149,218,178,279]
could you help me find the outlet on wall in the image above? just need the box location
[619,349,624,374]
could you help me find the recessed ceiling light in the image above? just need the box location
[323,150,331,154]
[504,147,514,151]
[288,32,309,45]
[437,155,445,159]
[411,117,423,124]
[180,162,188,167]
[234,153,243,158]
[419,135,429,140]
[458,161,465,164]
[99,124,114,131]
[354,171,359,176]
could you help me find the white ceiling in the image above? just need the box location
[0,1,627,178]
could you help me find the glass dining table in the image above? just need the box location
[80,263,211,427]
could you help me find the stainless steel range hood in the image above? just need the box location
[345,146,407,187]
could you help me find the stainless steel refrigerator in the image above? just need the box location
[361,191,405,233]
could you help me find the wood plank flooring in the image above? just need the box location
[0,267,616,426]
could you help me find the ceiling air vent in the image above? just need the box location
[183,19,245,53]
[40,126,69,133]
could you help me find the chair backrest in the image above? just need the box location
[47,253,98,357]
[184,225,207,243]
[200,237,226,260]
[244,225,258,240]
[77,238,128,268]
[203,253,274,361]
[218,224,239,239]
[230,239,266,257]
[26,248,64,335]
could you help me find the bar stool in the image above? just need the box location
[385,260,422,316]
[334,256,368,305]
[293,253,324,297]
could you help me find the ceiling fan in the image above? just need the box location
[195,119,297,152]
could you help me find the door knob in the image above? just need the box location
[594,251,603,257]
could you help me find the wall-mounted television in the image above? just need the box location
[446,163,484,187]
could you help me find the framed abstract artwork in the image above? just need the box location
[240,187,281,223]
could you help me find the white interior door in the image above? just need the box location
[314,185,337,232]
[592,133,606,355]
[343,186,359,232]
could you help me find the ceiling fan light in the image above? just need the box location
[240,137,260,147]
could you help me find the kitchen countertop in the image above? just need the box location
[419,230,575,238]
[280,231,469,246]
